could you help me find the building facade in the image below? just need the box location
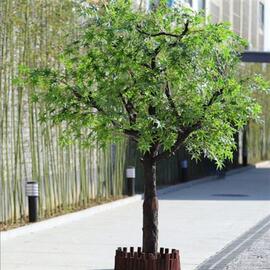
[183,0,268,51]
[150,0,269,51]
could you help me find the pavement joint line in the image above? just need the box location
[195,214,270,270]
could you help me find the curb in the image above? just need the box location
[1,194,142,241]
[157,164,255,196]
[226,165,255,176]
[255,160,270,168]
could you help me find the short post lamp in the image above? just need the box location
[26,181,39,222]
[242,127,248,166]
[126,166,135,196]
[181,159,188,182]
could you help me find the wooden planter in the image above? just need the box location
[114,247,181,270]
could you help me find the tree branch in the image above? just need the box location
[155,86,225,161]
[119,93,137,125]
[70,86,138,139]
[164,81,180,119]
[168,23,207,48]
[139,21,190,69]
[123,129,139,141]
[155,85,225,161]
[205,88,224,108]
[151,45,162,69]
[136,21,189,38]
[154,122,201,161]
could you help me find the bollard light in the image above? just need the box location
[126,166,135,196]
[26,181,39,222]
[181,160,188,182]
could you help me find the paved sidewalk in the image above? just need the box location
[1,162,270,270]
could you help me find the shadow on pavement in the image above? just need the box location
[159,167,270,201]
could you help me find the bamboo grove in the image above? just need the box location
[0,0,126,226]
[244,64,270,164]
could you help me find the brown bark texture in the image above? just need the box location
[142,153,159,254]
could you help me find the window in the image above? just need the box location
[168,0,192,8]
[210,2,220,23]
[198,0,205,10]
[259,2,265,29]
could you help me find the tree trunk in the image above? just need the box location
[142,153,158,254]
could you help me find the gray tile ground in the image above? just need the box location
[196,214,270,270]
[223,228,270,270]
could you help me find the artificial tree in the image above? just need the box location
[23,0,267,257]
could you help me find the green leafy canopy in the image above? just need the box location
[22,0,269,167]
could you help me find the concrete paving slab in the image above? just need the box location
[1,162,270,270]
